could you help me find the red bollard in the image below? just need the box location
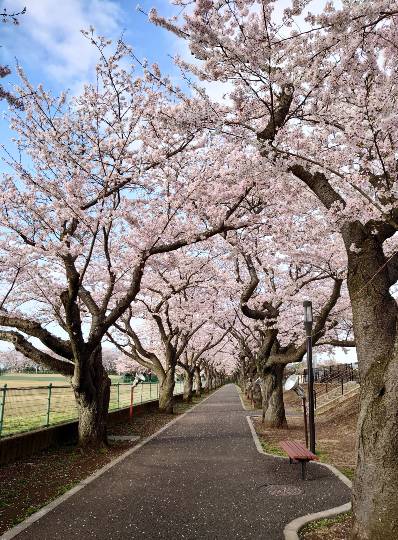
[130,386,134,419]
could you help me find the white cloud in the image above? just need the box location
[3,0,124,92]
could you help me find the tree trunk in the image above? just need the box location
[344,230,398,539]
[208,371,214,391]
[158,367,175,413]
[252,380,262,408]
[206,370,212,394]
[72,347,111,448]
[260,364,287,428]
[183,370,194,402]
[194,366,202,397]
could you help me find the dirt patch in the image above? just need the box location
[283,389,303,412]
[0,395,208,534]
[300,512,352,539]
[253,392,358,473]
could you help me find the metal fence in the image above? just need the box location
[0,381,184,438]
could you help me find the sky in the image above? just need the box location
[0,0,338,98]
[1,0,179,91]
[0,0,354,363]
[0,0,343,169]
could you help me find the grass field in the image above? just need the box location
[0,373,123,388]
[0,373,184,438]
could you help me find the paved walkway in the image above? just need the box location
[12,385,350,539]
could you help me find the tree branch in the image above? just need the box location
[0,314,73,359]
[0,330,74,376]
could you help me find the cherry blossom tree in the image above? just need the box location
[0,35,262,446]
[0,349,36,372]
[0,7,25,109]
[151,1,398,534]
[226,221,353,427]
[178,327,230,401]
[108,249,232,410]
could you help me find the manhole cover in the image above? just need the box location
[265,485,303,496]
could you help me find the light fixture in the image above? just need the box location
[303,300,313,336]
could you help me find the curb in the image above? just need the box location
[238,391,251,411]
[283,503,351,540]
[1,388,222,540]
[245,415,352,540]
[235,385,262,413]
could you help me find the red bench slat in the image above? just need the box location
[279,440,318,461]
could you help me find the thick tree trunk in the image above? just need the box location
[238,360,247,391]
[260,364,287,428]
[203,368,209,393]
[183,370,194,402]
[252,380,262,408]
[72,347,111,448]
[158,367,175,414]
[344,231,398,539]
[194,366,202,397]
[208,371,214,391]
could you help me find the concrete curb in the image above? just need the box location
[235,385,263,413]
[1,388,221,540]
[244,415,352,540]
[283,503,352,540]
[238,390,251,411]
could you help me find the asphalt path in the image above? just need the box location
[12,384,351,539]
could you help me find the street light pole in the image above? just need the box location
[303,300,316,454]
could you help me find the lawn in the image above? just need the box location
[0,374,183,437]
[0,373,123,387]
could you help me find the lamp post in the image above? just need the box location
[303,300,316,454]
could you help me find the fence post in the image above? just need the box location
[130,384,134,419]
[46,383,53,427]
[0,384,7,437]
[140,382,143,403]
[117,382,120,409]
[341,377,344,395]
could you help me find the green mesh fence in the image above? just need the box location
[0,381,185,438]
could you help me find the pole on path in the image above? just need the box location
[302,396,309,448]
[303,300,316,454]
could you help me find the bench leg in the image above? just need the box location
[301,461,307,480]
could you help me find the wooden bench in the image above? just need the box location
[279,440,318,479]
